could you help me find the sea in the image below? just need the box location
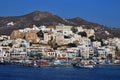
[0,64,120,80]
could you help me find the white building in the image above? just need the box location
[92,41,101,48]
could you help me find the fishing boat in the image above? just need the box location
[73,63,95,68]
[36,60,49,67]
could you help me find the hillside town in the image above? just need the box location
[0,24,120,67]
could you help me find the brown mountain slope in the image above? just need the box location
[0,11,120,39]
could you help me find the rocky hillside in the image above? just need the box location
[67,17,120,39]
[0,11,120,39]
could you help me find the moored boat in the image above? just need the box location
[73,63,95,68]
[0,61,5,65]
[80,64,94,68]
[72,60,95,68]
[36,60,49,67]
[0,58,5,65]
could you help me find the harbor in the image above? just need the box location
[0,64,120,80]
[1,58,120,69]
[0,25,119,69]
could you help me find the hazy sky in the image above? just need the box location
[0,0,120,28]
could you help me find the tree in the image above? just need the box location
[29,53,34,58]
[68,43,77,47]
[37,53,43,59]
[115,47,120,58]
[77,50,81,57]
[78,31,87,37]
[37,30,44,38]
[89,36,95,42]
[53,43,58,50]
[107,54,112,60]
[8,43,13,47]
[96,38,105,46]
[48,36,58,49]
[48,36,54,46]
[71,27,78,33]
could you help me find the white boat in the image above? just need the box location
[0,58,5,64]
[54,60,61,65]
[81,65,94,68]
[74,63,95,68]
[33,60,38,67]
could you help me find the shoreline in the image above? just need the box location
[2,62,120,67]
[95,64,120,66]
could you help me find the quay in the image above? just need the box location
[1,59,120,68]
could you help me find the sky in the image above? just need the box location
[0,0,120,28]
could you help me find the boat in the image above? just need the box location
[54,60,61,65]
[74,63,95,68]
[0,58,5,65]
[33,60,38,67]
[36,60,49,67]
[0,61,5,65]
[72,60,95,68]
[80,64,94,68]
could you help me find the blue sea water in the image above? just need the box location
[0,65,120,80]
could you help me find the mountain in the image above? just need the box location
[0,11,76,35]
[67,17,120,39]
[0,10,120,39]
